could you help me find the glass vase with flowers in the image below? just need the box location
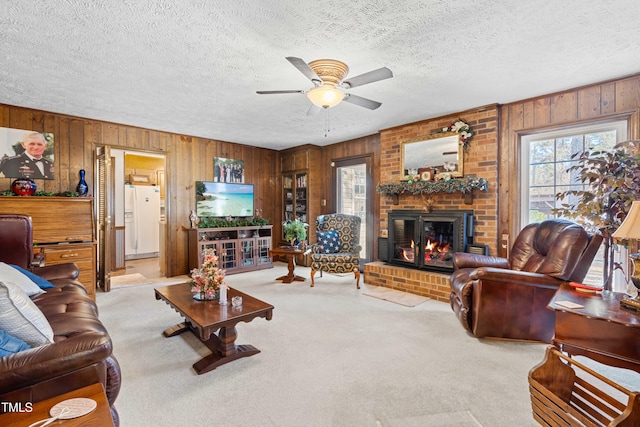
[190,248,226,300]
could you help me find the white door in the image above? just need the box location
[136,186,161,255]
[124,185,137,257]
[125,185,160,259]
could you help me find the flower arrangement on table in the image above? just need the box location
[190,248,227,300]
[443,118,473,149]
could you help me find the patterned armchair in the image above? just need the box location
[310,213,362,288]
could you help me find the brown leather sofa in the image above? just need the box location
[449,219,602,342]
[0,214,121,426]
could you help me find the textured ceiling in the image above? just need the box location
[1,1,640,150]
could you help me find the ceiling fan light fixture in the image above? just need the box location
[306,85,344,109]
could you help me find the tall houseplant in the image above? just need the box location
[553,140,640,289]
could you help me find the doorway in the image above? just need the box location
[333,155,373,269]
[96,147,167,291]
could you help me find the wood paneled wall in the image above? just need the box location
[0,104,279,277]
[499,73,640,247]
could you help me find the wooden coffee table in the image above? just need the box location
[154,283,274,374]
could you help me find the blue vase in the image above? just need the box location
[76,169,89,196]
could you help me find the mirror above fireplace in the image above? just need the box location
[401,132,463,178]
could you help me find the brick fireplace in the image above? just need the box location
[365,106,499,302]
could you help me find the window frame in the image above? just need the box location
[519,120,628,226]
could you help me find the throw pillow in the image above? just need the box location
[0,262,46,296]
[317,229,342,254]
[10,264,56,289]
[0,329,31,356]
[0,281,54,347]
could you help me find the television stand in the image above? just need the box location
[188,225,273,274]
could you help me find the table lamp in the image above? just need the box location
[612,201,640,307]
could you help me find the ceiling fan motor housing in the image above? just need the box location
[308,59,349,86]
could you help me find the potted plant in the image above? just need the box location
[282,218,308,247]
[553,139,640,289]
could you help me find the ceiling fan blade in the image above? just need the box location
[286,57,322,84]
[256,90,304,94]
[306,104,322,116]
[342,67,393,89]
[343,93,382,110]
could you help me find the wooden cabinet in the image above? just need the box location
[0,197,97,299]
[188,226,273,274]
[43,243,96,296]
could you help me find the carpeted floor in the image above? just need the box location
[110,272,189,288]
[110,273,150,287]
[363,286,430,307]
[96,262,559,426]
[97,263,640,426]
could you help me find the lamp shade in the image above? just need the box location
[306,85,344,109]
[612,201,640,240]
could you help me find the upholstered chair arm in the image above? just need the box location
[30,263,80,281]
[453,253,510,270]
[0,332,112,395]
[469,267,564,341]
[449,269,475,333]
[469,267,565,288]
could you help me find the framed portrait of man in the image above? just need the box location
[0,127,55,180]
[214,157,245,183]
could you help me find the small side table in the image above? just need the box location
[269,247,305,283]
[0,383,115,427]
[548,284,640,373]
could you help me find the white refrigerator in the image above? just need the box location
[124,185,161,260]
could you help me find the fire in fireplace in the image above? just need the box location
[387,209,473,273]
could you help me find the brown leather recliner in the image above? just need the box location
[449,219,602,342]
[0,214,121,426]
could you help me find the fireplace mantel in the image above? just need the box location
[376,176,487,204]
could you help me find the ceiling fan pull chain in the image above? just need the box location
[324,110,331,137]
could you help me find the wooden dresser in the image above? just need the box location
[0,197,97,299]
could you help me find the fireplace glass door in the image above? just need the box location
[387,210,473,273]
[391,217,417,266]
[421,220,455,270]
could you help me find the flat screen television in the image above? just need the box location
[195,181,254,217]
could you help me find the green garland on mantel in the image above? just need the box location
[376,177,488,196]
[0,190,81,197]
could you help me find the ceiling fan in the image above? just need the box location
[256,57,393,114]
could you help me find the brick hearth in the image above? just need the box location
[364,261,451,303]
